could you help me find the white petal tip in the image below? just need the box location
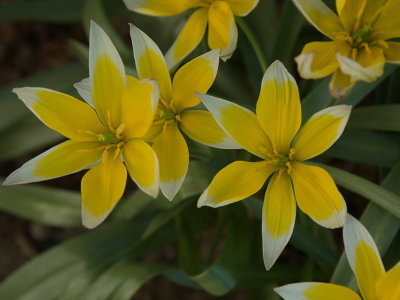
[160,178,185,201]
[82,209,109,229]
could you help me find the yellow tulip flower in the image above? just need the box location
[293,0,400,98]
[129,25,239,201]
[3,21,160,228]
[124,0,259,68]
[197,61,351,270]
[275,214,400,300]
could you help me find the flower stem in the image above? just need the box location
[236,17,268,73]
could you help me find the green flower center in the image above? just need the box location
[160,108,176,120]
[352,24,373,48]
[273,156,290,167]
[98,132,121,144]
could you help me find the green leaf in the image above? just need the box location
[331,162,400,285]
[348,104,400,132]
[0,180,81,227]
[317,163,400,219]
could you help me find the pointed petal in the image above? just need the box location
[384,42,400,64]
[376,264,400,300]
[262,172,296,270]
[121,79,159,138]
[208,1,238,61]
[12,87,106,141]
[224,0,259,16]
[292,0,344,40]
[165,8,208,70]
[373,0,400,40]
[336,0,366,33]
[198,93,274,159]
[123,0,201,16]
[291,162,346,228]
[256,61,301,155]
[361,0,390,25]
[329,70,355,99]
[295,41,350,79]
[130,24,172,101]
[275,282,362,300]
[198,161,277,208]
[152,121,188,200]
[179,110,240,149]
[4,140,103,185]
[172,49,220,111]
[293,105,351,161]
[123,139,159,198]
[343,214,385,300]
[74,77,93,106]
[89,21,127,128]
[81,151,127,228]
[336,50,385,82]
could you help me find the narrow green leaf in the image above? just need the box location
[0,180,80,227]
[348,104,400,132]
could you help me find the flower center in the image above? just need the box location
[352,24,373,48]
[160,108,176,120]
[272,156,289,167]
[98,132,120,144]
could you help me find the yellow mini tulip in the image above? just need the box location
[4,22,160,228]
[124,0,259,68]
[197,61,351,270]
[293,0,400,98]
[276,214,400,300]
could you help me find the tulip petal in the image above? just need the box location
[123,0,201,16]
[291,162,346,228]
[373,0,400,40]
[336,0,366,32]
[81,150,127,228]
[295,41,350,79]
[292,0,344,40]
[293,105,351,161]
[165,8,208,70]
[256,60,301,155]
[275,282,362,300]
[123,139,159,198]
[4,140,103,185]
[198,161,277,208]
[121,79,159,138]
[343,214,385,300]
[208,1,238,61]
[12,87,106,141]
[179,110,240,149]
[130,25,172,101]
[262,172,296,270]
[89,21,127,129]
[224,0,259,16]
[74,77,93,106]
[152,121,189,200]
[198,93,274,159]
[375,264,400,300]
[329,70,355,99]
[384,42,400,64]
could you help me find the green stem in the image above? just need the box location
[236,17,267,72]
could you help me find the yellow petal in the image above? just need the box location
[143,123,163,142]
[336,0,366,33]
[376,265,400,300]
[208,1,238,61]
[293,105,351,161]
[291,162,346,228]
[165,8,208,70]
[198,160,277,208]
[329,69,355,99]
[343,214,385,300]
[384,42,400,64]
[336,50,385,82]
[123,0,201,16]
[12,88,106,141]
[361,0,390,25]
[371,0,400,40]
[198,93,274,159]
[295,41,350,79]
[89,21,127,128]
[121,79,159,138]
[81,150,127,228]
[3,140,103,185]
[130,25,172,101]
[292,0,344,40]
[179,110,239,149]
[152,121,188,200]
[123,139,159,198]
[171,49,219,111]
[275,282,362,300]
[224,0,259,16]
[256,61,301,155]
[262,172,296,270]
